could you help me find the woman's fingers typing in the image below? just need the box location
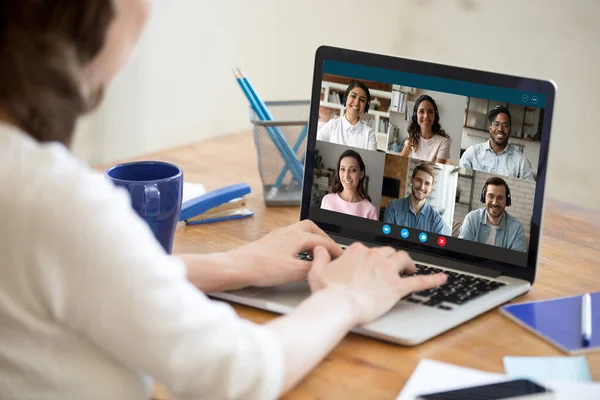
[308,242,448,325]
[387,250,417,275]
[398,272,447,294]
[299,232,344,259]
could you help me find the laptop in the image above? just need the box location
[212,46,556,345]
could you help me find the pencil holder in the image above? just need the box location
[249,100,310,206]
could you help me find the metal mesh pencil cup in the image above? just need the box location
[249,100,310,206]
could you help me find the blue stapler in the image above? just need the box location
[179,183,254,225]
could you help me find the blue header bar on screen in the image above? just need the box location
[323,60,546,108]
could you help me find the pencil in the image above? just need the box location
[273,125,308,189]
[233,68,304,184]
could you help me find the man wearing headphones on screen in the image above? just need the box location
[459,177,526,252]
[317,81,377,151]
[459,105,534,181]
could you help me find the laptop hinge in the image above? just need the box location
[329,233,502,279]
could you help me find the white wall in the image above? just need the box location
[72,0,600,211]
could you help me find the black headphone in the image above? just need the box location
[480,178,512,207]
[412,95,440,125]
[342,82,370,114]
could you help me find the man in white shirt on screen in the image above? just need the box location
[317,81,377,151]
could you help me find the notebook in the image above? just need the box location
[500,292,600,354]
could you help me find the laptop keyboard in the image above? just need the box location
[298,253,505,311]
[403,264,505,310]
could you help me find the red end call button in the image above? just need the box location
[437,236,447,247]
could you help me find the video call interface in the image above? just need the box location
[309,60,547,267]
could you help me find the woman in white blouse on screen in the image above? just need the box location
[400,94,451,163]
[317,81,377,151]
[0,1,446,399]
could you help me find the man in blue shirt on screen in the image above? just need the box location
[459,105,534,181]
[383,163,444,234]
[459,177,526,252]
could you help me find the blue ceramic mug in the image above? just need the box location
[105,161,183,254]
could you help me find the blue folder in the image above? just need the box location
[500,292,600,355]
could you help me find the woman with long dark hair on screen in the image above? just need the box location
[0,1,446,398]
[321,149,378,220]
[400,94,451,163]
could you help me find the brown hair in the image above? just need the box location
[0,1,115,145]
[406,94,450,152]
[330,149,371,202]
[482,176,511,201]
[411,162,436,182]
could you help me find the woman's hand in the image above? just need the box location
[308,242,447,325]
[229,220,344,288]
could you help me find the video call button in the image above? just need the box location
[401,228,409,239]
[531,95,539,104]
[419,232,428,243]
[437,236,447,247]
[382,224,391,235]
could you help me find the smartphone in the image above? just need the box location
[416,379,554,400]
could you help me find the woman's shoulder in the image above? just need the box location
[324,117,342,128]
[1,126,80,203]
[360,198,376,209]
[321,192,338,205]
[1,128,127,226]
[436,132,451,142]
[359,120,374,133]
[422,133,449,143]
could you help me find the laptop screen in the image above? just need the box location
[302,47,555,276]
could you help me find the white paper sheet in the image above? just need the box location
[182,182,206,203]
[396,359,600,400]
[396,359,505,400]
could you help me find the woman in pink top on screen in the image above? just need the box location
[400,94,451,163]
[321,149,378,220]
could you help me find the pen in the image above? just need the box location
[582,293,592,346]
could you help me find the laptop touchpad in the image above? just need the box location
[251,280,311,308]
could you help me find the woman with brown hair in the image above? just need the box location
[0,1,445,398]
[399,94,451,163]
[320,149,378,220]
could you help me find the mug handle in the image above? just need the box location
[144,185,160,218]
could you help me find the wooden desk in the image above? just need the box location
[117,131,600,399]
